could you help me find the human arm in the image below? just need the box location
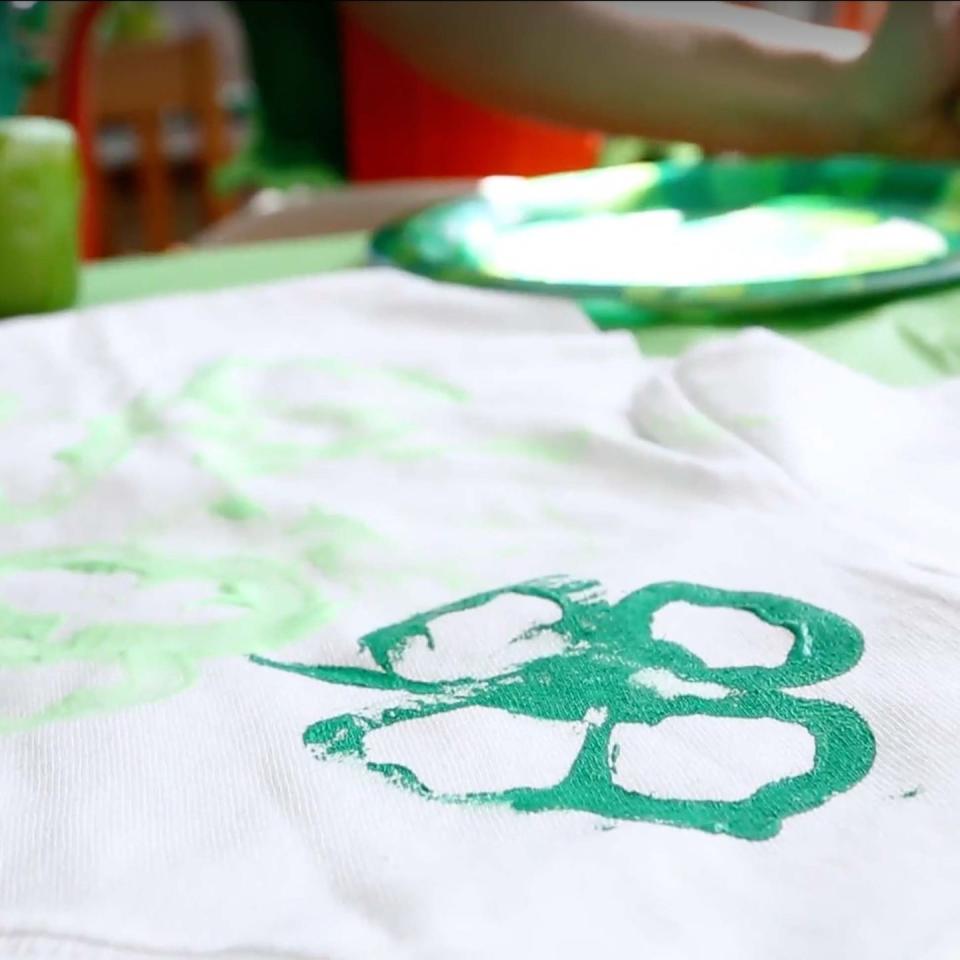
[344,1,960,160]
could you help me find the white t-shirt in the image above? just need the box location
[0,271,957,960]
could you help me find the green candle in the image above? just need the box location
[0,117,79,318]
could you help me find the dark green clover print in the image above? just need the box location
[254,577,876,841]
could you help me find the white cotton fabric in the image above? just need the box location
[0,269,957,960]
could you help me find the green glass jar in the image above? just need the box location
[0,117,79,318]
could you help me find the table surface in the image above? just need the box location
[80,232,960,388]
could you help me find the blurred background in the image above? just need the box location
[2,0,888,258]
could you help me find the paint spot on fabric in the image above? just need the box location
[385,368,468,403]
[211,493,265,522]
[0,393,17,424]
[292,508,385,578]
[486,431,590,465]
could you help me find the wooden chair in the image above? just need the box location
[91,34,232,253]
[29,21,232,256]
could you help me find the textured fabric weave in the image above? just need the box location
[0,271,957,959]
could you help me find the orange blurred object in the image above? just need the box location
[88,35,232,254]
[60,0,107,260]
[834,1,888,33]
[49,3,231,259]
[340,11,602,182]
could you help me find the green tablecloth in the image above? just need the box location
[80,234,368,309]
[80,233,960,387]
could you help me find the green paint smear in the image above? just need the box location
[485,430,591,465]
[384,368,469,403]
[211,493,265,523]
[180,358,461,490]
[0,399,159,525]
[901,786,922,799]
[179,356,565,493]
[295,508,384,575]
[0,392,17,424]
[1,353,564,531]
[255,577,876,841]
[0,546,330,732]
[487,195,946,287]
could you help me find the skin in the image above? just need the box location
[346,1,960,160]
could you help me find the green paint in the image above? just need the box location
[384,368,468,403]
[294,508,380,538]
[0,392,17,424]
[1,351,565,535]
[211,493,265,522]
[0,399,159,525]
[486,194,941,285]
[294,508,384,575]
[256,577,875,841]
[177,355,570,485]
[641,411,726,445]
[178,357,459,483]
[378,156,960,314]
[896,310,960,377]
[485,430,590,465]
[901,786,922,799]
[56,399,160,478]
[292,508,472,594]
[0,546,329,732]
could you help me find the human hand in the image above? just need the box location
[852,1,960,159]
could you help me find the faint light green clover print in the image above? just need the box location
[0,398,160,525]
[0,356,467,527]
[177,357,465,482]
[255,577,875,841]
[0,546,330,733]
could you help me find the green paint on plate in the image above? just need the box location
[375,157,960,312]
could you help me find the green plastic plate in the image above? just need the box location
[372,157,960,312]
